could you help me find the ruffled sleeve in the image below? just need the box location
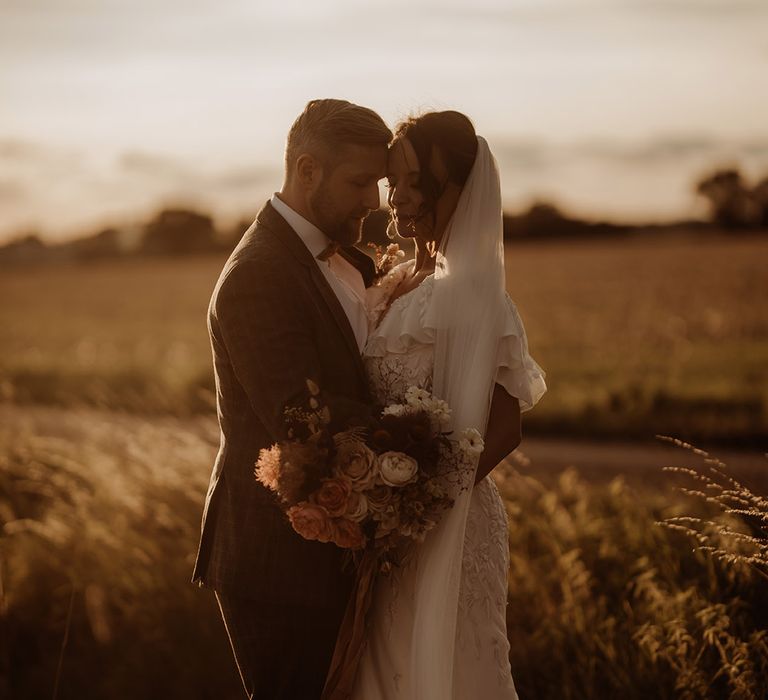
[364,270,436,357]
[365,274,546,412]
[495,295,547,412]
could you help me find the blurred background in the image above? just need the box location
[2,1,767,698]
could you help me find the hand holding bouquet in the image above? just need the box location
[255,380,483,561]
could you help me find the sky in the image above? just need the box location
[1,0,767,242]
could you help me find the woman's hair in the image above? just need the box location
[285,99,392,175]
[394,110,478,229]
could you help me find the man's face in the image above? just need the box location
[308,143,388,246]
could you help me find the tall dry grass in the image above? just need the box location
[497,451,768,700]
[0,407,241,699]
[657,437,768,580]
[2,407,766,698]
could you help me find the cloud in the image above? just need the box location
[637,0,767,15]
[0,139,40,159]
[0,140,281,241]
[0,178,27,202]
[492,133,768,222]
[0,138,80,166]
[494,135,768,168]
[3,134,768,241]
[119,151,194,179]
[494,141,557,170]
[210,167,276,190]
[118,150,277,190]
[381,0,768,24]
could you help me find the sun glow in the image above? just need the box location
[1,0,767,240]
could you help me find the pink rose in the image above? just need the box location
[366,485,394,515]
[332,519,366,550]
[333,440,378,491]
[312,477,351,517]
[287,502,333,543]
[374,503,401,538]
[345,491,369,522]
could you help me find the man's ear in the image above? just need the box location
[295,153,322,189]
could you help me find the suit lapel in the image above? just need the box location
[256,202,368,384]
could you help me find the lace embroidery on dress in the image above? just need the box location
[456,476,511,673]
[362,264,518,692]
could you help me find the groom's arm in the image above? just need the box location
[213,258,370,440]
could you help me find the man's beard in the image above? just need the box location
[310,185,365,247]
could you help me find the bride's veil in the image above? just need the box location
[414,135,507,698]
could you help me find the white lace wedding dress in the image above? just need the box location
[354,260,546,700]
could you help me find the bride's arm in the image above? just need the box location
[474,384,521,484]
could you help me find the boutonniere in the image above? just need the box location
[367,242,406,281]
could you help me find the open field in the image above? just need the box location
[2,405,766,699]
[503,233,768,446]
[1,233,766,445]
[3,232,767,696]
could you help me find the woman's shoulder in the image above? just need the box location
[365,262,436,356]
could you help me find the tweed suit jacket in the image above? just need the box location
[192,201,376,607]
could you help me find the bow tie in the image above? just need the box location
[316,240,341,262]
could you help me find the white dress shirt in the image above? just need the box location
[270,194,369,352]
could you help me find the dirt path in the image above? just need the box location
[3,403,766,495]
[518,436,767,493]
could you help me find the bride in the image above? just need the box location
[354,111,546,699]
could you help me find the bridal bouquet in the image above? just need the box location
[257,380,485,699]
[255,379,482,560]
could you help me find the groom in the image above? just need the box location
[192,99,391,698]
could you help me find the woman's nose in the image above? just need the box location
[390,183,408,208]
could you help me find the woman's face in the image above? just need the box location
[386,137,425,239]
[386,136,463,243]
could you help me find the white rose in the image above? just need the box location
[426,397,451,429]
[382,403,407,417]
[424,480,447,499]
[458,428,485,456]
[378,451,419,487]
[404,386,431,409]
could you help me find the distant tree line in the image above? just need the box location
[696,168,768,228]
[0,209,239,264]
[1,166,766,264]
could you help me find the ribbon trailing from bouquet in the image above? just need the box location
[322,550,379,700]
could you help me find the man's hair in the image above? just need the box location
[285,99,392,175]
